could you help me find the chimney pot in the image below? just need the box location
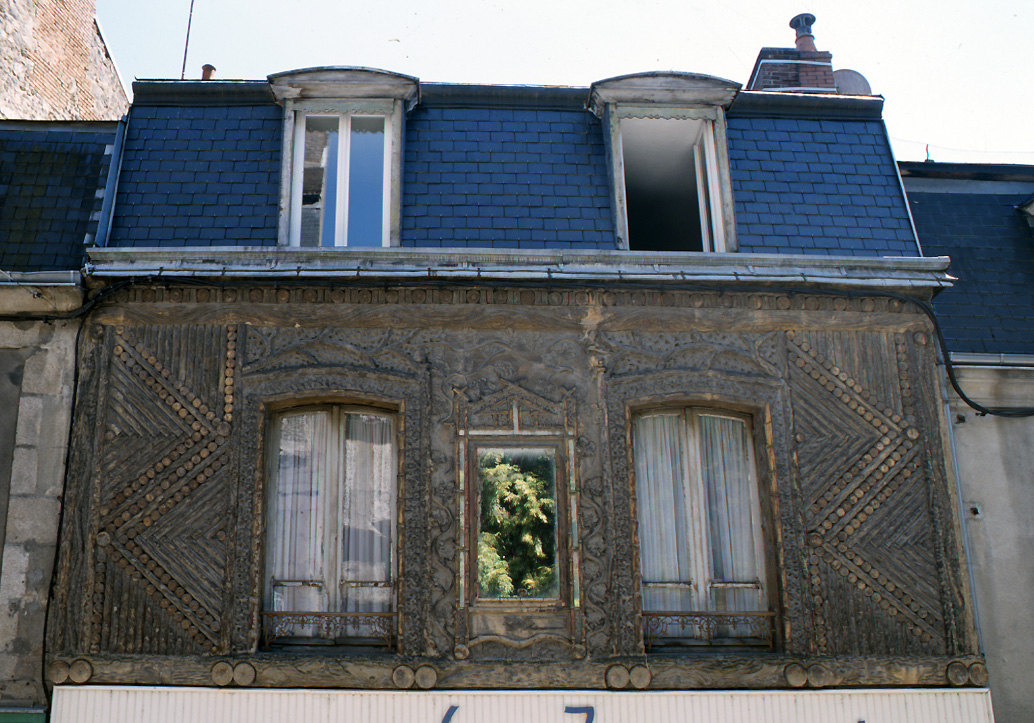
[202,64,216,81]
[790,13,818,52]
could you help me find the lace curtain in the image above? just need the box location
[266,408,395,629]
[633,410,764,634]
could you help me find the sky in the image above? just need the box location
[94,0,1034,165]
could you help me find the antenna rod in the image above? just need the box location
[180,0,197,80]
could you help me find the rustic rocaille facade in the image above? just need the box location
[46,279,983,690]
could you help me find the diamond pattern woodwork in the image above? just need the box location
[88,324,237,654]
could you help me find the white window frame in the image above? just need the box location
[610,107,736,253]
[588,72,740,253]
[269,68,418,249]
[632,408,769,640]
[288,110,394,248]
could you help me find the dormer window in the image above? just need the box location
[269,68,418,248]
[589,72,740,253]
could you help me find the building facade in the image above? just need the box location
[902,161,1034,723]
[0,16,1006,723]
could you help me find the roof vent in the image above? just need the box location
[790,13,818,52]
[202,64,216,81]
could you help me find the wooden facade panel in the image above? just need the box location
[47,286,979,689]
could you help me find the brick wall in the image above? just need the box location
[0,0,127,121]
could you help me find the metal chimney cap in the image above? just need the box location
[790,13,816,37]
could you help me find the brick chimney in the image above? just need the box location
[746,13,837,93]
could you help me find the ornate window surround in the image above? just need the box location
[588,72,741,253]
[268,67,419,248]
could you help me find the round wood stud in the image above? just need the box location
[393,666,416,689]
[211,661,234,686]
[453,645,470,660]
[784,663,808,688]
[233,662,256,686]
[946,661,970,687]
[629,664,651,689]
[968,662,989,687]
[68,659,93,684]
[806,664,831,688]
[48,661,70,685]
[605,664,630,689]
[415,665,438,689]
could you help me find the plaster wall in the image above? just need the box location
[0,318,78,707]
[948,365,1034,723]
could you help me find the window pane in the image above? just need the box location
[265,407,396,641]
[339,412,395,612]
[300,116,339,248]
[346,116,385,247]
[476,448,558,599]
[633,413,693,612]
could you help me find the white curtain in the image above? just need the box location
[266,408,395,637]
[634,409,764,637]
[339,412,395,613]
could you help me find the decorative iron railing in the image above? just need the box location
[642,611,776,651]
[261,611,396,650]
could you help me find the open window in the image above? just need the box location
[269,67,419,248]
[588,72,740,253]
[262,405,398,649]
[632,408,774,649]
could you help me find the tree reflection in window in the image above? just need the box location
[476,448,558,599]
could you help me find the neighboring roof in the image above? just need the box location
[0,121,118,272]
[901,161,1034,356]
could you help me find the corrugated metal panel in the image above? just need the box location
[52,686,995,723]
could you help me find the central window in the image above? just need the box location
[290,113,390,247]
[263,405,397,647]
[476,447,559,600]
[632,408,773,648]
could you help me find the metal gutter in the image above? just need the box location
[949,352,1034,367]
[86,247,952,296]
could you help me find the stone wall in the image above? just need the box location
[0,0,127,121]
[0,285,81,708]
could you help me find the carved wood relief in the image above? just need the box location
[48,284,978,690]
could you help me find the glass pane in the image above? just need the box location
[300,116,339,247]
[476,448,558,599]
[346,116,385,247]
[632,413,692,612]
[699,414,759,587]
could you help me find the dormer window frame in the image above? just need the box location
[269,68,419,248]
[589,72,740,253]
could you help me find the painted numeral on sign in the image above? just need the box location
[564,706,596,723]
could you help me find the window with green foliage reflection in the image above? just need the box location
[476,448,558,599]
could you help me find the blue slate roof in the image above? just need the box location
[726,115,918,256]
[97,77,922,260]
[902,163,1034,355]
[0,123,117,272]
[401,105,615,249]
[108,84,282,248]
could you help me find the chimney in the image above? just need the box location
[202,64,216,81]
[746,13,836,93]
[790,13,817,52]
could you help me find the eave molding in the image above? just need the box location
[86,248,952,298]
